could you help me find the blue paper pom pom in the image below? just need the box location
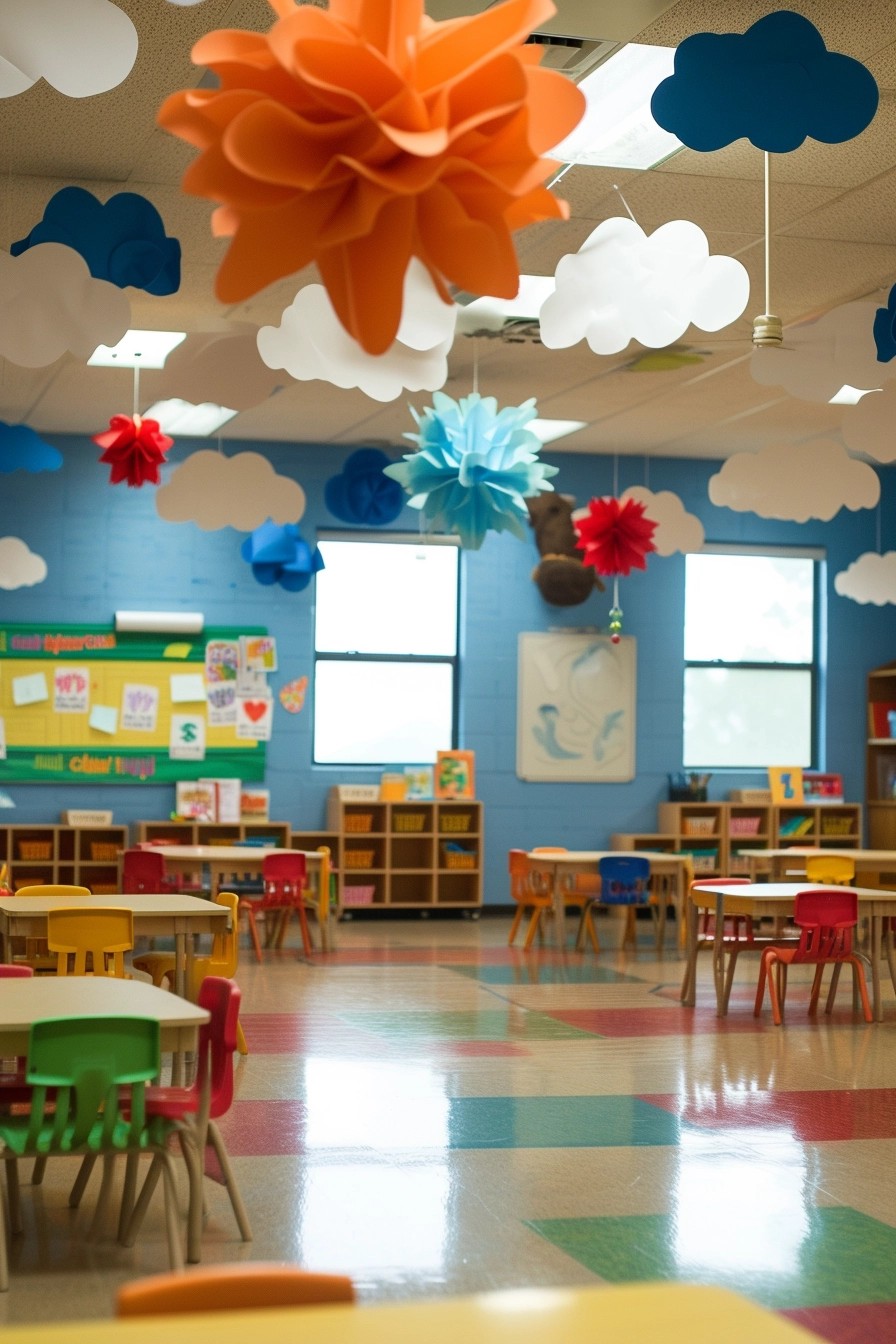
[240,522,324,592]
[325,449,405,526]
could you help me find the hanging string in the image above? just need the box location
[132,365,140,421]
[644,454,650,489]
[877,499,882,554]
[612,453,619,498]
[764,151,771,316]
[613,183,638,225]
[472,341,479,396]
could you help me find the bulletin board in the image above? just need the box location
[517,632,636,782]
[0,622,269,784]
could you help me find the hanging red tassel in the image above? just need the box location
[94,413,173,488]
[574,496,657,577]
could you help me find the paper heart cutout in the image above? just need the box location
[242,700,268,723]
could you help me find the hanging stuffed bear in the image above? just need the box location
[526,494,605,607]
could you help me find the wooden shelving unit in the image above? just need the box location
[326,789,482,915]
[0,824,128,894]
[134,820,291,847]
[867,661,896,848]
[654,801,862,877]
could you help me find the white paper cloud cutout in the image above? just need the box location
[257,259,456,402]
[751,301,891,403]
[155,451,306,532]
[709,438,880,521]
[0,0,138,98]
[841,386,896,463]
[164,332,282,411]
[538,217,750,355]
[835,551,896,605]
[0,243,130,367]
[620,486,705,555]
[0,537,47,589]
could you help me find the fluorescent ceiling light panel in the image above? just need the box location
[529,418,587,444]
[88,329,186,368]
[143,398,237,435]
[550,43,683,170]
[828,384,881,405]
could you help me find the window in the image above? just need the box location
[683,548,821,769]
[313,534,460,765]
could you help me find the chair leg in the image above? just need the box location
[236,1018,249,1056]
[68,1154,97,1208]
[754,950,771,1019]
[207,1121,252,1243]
[87,1153,117,1240]
[523,908,543,951]
[508,907,524,946]
[31,1156,47,1185]
[241,903,263,963]
[0,1163,9,1292]
[849,956,873,1023]
[808,964,826,1016]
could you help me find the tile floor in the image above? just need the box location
[2,908,896,1342]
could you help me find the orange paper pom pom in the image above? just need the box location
[157,0,584,354]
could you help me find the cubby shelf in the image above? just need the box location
[0,824,128,895]
[867,661,896,848]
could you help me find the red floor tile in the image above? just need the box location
[641,1088,896,1141]
[782,1302,896,1343]
[545,1006,768,1036]
[216,1099,307,1155]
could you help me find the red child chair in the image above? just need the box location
[753,887,872,1025]
[241,852,311,959]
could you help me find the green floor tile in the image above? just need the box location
[527,1207,896,1309]
[447,1095,681,1148]
[347,1009,599,1042]
[447,964,644,985]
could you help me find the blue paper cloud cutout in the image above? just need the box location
[0,421,63,473]
[11,187,181,296]
[240,521,325,592]
[650,10,879,153]
[873,284,896,363]
[324,449,405,526]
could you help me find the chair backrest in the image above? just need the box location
[201,891,239,981]
[598,855,651,905]
[691,877,750,888]
[0,964,34,977]
[116,1264,356,1317]
[791,888,859,961]
[804,854,856,886]
[47,906,134,977]
[121,849,168,894]
[261,851,307,907]
[14,885,92,898]
[23,1015,160,1150]
[508,849,534,902]
[194,975,241,1121]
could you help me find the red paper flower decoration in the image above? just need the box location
[156,0,584,354]
[93,414,173,488]
[574,497,658,577]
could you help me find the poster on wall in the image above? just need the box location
[516,632,636,782]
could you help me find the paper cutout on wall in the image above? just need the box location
[236,693,273,741]
[156,451,306,531]
[384,392,559,550]
[170,673,206,704]
[620,487,704,555]
[834,552,896,605]
[750,301,890,402]
[0,0,138,99]
[205,640,240,683]
[156,0,584,354]
[0,422,62,473]
[242,635,277,674]
[325,449,405,526]
[12,672,49,706]
[650,11,879,153]
[278,677,307,714]
[0,537,47,590]
[54,666,89,714]
[257,262,456,401]
[169,712,206,760]
[89,704,118,735]
[120,684,160,732]
[539,218,749,355]
[842,387,896,463]
[0,243,130,368]
[164,332,282,411]
[11,188,181,295]
[94,414,173,488]
[240,522,324,592]
[708,438,880,521]
[206,683,237,727]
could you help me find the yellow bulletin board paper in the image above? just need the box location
[0,622,268,784]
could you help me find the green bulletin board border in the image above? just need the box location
[0,622,267,784]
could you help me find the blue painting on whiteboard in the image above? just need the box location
[517,633,636,781]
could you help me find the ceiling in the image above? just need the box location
[3,0,896,461]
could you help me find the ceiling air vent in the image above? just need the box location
[525,32,620,81]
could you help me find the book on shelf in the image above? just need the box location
[869,701,896,738]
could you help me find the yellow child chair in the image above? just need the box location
[117,1264,356,1316]
[804,855,856,885]
[131,891,249,1055]
[47,906,135,977]
[10,885,93,970]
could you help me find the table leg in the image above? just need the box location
[681,896,698,1006]
[871,914,883,1022]
[712,895,727,1017]
[552,867,566,949]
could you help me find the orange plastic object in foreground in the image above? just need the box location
[157,0,585,354]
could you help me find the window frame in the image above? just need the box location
[312,530,461,767]
[682,543,824,771]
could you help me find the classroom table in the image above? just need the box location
[141,845,335,951]
[0,1283,825,1343]
[0,892,227,1001]
[0,975,208,1060]
[524,850,694,948]
[682,882,896,1021]
[739,847,896,883]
